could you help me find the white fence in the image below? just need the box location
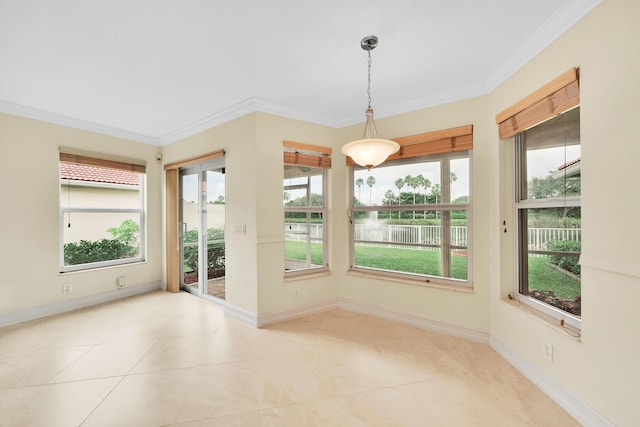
[284,223,581,251]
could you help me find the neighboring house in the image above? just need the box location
[553,157,581,180]
[59,162,141,243]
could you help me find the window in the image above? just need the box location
[283,141,330,275]
[496,67,581,327]
[59,152,145,272]
[347,126,472,286]
[515,108,581,324]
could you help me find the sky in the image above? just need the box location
[353,158,469,206]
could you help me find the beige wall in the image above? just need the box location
[337,96,492,332]
[490,0,640,424]
[0,114,163,314]
[161,114,259,314]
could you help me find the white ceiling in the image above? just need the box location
[0,0,600,146]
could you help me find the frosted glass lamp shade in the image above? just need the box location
[341,138,400,169]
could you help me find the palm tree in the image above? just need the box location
[355,177,364,204]
[405,175,420,219]
[417,174,431,217]
[383,190,396,206]
[366,175,376,206]
[394,178,404,219]
[431,184,441,219]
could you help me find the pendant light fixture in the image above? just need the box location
[341,35,399,170]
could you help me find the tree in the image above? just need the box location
[431,184,441,219]
[418,175,431,218]
[405,175,421,219]
[356,177,365,204]
[366,175,376,205]
[283,191,291,206]
[383,190,396,206]
[394,178,405,219]
[212,195,225,204]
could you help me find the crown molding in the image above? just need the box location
[155,97,259,146]
[0,100,159,145]
[1,0,601,148]
[485,0,602,91]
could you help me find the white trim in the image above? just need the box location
[0,281,161,328]
[223,303,259,328]
[338,298,489,343]
[490,335,615,427]
[485,0,602,91]
[580,255,640,279]
[0,100,158,145]
[257,299,339,328]
[156,98,259,145]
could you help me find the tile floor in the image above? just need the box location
[0,291,579,426]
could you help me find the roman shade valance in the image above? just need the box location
[495,67,580,139]
[163,149,225,171]
[283,140,332,169]
[59,151,146,173]
[345,124,473,166]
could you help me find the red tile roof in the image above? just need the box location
[60,162,141,186]
[557,157,581,171]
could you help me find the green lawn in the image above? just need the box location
[285,241,467,280]
[354,245,467,280]
[285,240,324,265]
[527,255,581,300]
[284,242,581,301]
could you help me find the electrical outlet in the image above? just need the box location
[543,343,554,361]
[117,276,126,289]
[62,283,72,294]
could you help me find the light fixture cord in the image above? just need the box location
[367,50,372,109]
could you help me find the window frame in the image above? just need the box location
[347,150,473,288]
[514,111,581,329]
[59,155,146,273]
[283,142,330,278]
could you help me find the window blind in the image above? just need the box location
[283,140,332,169]
[495,67,580,139]
[163,149,225,171]
[345,124,473,166]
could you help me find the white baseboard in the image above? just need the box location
[257,299,339,328]
[490,335,615,427]
[338,298,490,343]
[223,303,259,327]
[0,281,161,328]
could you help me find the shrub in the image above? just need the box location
[64,239,132,265]
[64,220,140,266]
[547,239,581,276]
[108,219,139,256]
[183,228,225,274]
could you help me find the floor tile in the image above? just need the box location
[81,369,190,427]
[172,360,264,423]
[0,292,579,426]
[51,340,155,382]
[342,376,536,427]
[472,364,581,427]
[0,345,92,388]
[0,377,119,427]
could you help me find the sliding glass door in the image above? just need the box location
[179,159,226,300]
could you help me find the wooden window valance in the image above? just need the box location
[284,140,332,169]
[59,152,145,173]
[345,124,473,166]
[495,67,580,139]
[163,149,225,171]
